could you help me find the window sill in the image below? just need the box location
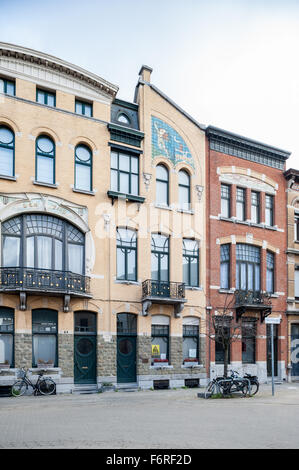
[107,190,145,204]
[33,180,58,189]
[181,363,202,368]
[177,208,194,215]
[185,286,203,291]
[154,203,173,211]
[219,288,235,294]
[29,367,61,372]
[0,174,17,181]
[72,188,96,196]
[150,364,173,369]
[218,217,278,231]
[114,279,140,286]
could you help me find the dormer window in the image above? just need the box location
[117,113,130,125]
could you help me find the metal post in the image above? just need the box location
[271,323,275,396]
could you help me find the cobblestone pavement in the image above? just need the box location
[1,383,299,449]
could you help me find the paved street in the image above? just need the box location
[1,383,299,449]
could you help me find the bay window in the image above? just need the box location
[2,214,85,275]
[110,150,139,195]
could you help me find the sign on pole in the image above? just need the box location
[265,317,281,396]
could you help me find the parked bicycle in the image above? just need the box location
[205,371,251,398]
[11,368,56,397]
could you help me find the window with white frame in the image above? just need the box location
[236,187,246,221]
[221,184,230,218]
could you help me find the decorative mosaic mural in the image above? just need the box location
[151,116,194,168]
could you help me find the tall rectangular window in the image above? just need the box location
[183,239,199,287]
[36,88,56,107]
[295,215,299,242]
[265,195,274,226]
[220,244,230,289]
[183,320,199,362]
[116,228,137,281]
[242,318,256,364]
[236,244,260,291]
[75,99,92,117]
[221,184,230,218]
[236,187,246,221]
[215,317,231,364]
[251,191,260,224]
[111,151,139,196]
[295,268,299,299]
[0,308,14,367]
[0,77,15,96]
[151,323,169,364]
[266,251,274,294]
[32,309,58,367]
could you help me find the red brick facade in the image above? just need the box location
[205,128,289,382]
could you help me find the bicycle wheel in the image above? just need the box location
[38,378,56,395]
[11,380,28,397]
[249,381,259,396]
[205,381,216,398]
[241,381,249,397]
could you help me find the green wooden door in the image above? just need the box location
[74,335,97,384]
[117,336,137,383]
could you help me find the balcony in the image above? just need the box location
[234,290,272,322]
[0,267,91,312]
[141,280,186,317]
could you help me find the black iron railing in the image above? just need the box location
[234,290,272,307]
[142,279,185,300]
[0,267,90,295]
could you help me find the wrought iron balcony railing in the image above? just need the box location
[0,267,90,296]
[234,290,272,307]
[142,279,185,300]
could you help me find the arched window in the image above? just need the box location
[1,214,85,274]
[156,164,169,205]
[0,126,14,177]
[179,170,190,209]
[75,144,92,192]
[116,228,137,281]
[117,113,130,125]
[151,234,169,282]
[35,135,55,184]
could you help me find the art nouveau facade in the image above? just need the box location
[0,43,207,392]
[285,169,299,380]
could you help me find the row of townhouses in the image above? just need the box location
[0,42,298,393]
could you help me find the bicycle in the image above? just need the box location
[204,376,233,398]
[11,368,56,397]
[228,370,250,396]
[243,373,259,395]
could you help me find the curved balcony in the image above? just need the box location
[0,267,91,312]
[142,279,186,317]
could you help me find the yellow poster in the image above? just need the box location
[151,344,160,356]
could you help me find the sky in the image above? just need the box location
[0,0,298,168]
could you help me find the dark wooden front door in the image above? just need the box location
[266,325,278,376]
[74,335,97,384]
[291,324,299,378]
[117,336,137,383]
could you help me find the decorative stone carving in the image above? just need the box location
[195,185,204,202]
[143,173,152,191]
